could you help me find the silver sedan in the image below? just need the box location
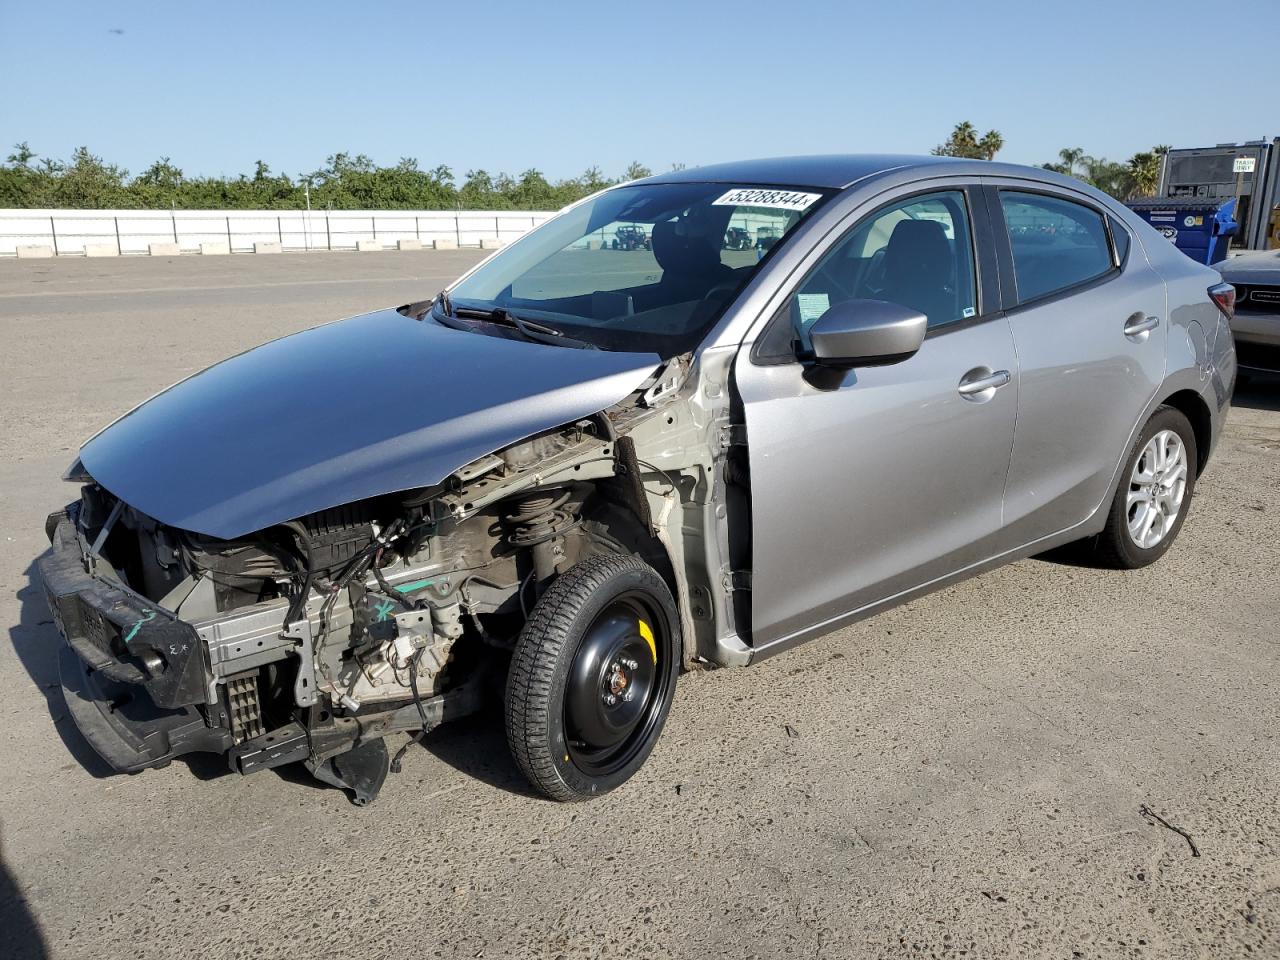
[41,156,1238,803]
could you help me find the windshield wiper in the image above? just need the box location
[467,306,563,338]
[453,305,597,350]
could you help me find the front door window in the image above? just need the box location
[787,191,978,352]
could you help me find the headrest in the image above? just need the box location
[651,217,721,275]
[885,219,950,267]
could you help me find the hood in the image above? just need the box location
[79,309,659,539]
[1217,250,1280,286]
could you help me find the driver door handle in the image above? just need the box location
[1124,313,1160,337]
[957,369,1011,397]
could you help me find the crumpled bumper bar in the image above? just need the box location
[39,510,231,772]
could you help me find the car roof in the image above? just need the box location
[640,154,1071,191]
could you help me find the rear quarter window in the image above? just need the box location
[1108,215,1131,266]
[1000,191,1114,303]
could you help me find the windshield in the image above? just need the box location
[443,182,830,356]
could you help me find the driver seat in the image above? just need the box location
[878,219,955,326]
[650,218,734,302]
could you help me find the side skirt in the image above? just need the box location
[745,514,1105,664]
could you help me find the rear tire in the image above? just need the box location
[1088,405,1197,569]
[505,553,680,801]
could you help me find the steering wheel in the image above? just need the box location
[857,247,888,298]
[805,262,857,304]
[702,280,739,302]
[689,280,741,325]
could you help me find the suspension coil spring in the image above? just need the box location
[505,491,577,548]
[505,490,580,586]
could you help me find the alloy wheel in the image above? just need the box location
[1126,429,1188,549]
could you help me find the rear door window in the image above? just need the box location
[1000,192,1114,303]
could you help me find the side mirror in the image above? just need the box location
[805,299,928,367]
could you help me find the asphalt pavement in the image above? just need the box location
[1,251,1277,959]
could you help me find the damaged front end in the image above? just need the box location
[42,476,486,804]
[40,364,727,804]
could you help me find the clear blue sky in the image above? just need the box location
[2,0,1276,182]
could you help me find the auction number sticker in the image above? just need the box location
[713,188,822,211]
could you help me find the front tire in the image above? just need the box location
[1089,405,1198,569]
[505,553,680,801]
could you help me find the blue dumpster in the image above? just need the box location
[1126,197,1238,264]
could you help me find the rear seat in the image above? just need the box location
[1013,246,1108,300]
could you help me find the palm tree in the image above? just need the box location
[979,131,1004,161]
[953,122,978,146]
[1125,145,1170,198]
[1057,148,1085,178]
[932,122,1003,160]
[1079,155,1129,197]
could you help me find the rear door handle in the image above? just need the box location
[957,368,1011,398]
[1124,313,1160,338]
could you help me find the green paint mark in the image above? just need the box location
[373,599,396,623]
[123,609,156,644]
[393,578,436,594]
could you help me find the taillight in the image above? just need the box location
[1209,282,1236,320]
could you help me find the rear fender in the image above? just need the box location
[1090,365,1218,536]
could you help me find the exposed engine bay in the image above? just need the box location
[42,356,746,804]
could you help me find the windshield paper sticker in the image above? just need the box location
[712,188,822,211]
[797,293,830,324]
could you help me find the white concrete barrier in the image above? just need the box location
[356,239,382,252]
[480,238,506,249]
[397,239,423,251]
[254,241,282,254]
[16,244,53,259]
[0,208,556,256]
[84,243,119,257]
[148,242,181,257]
[200,241,230,255]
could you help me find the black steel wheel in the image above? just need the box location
[505,553,680,801]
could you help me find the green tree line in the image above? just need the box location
[3,132,1169,210]
[0,143,659,210]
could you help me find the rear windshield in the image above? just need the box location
[444,182,830,356]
